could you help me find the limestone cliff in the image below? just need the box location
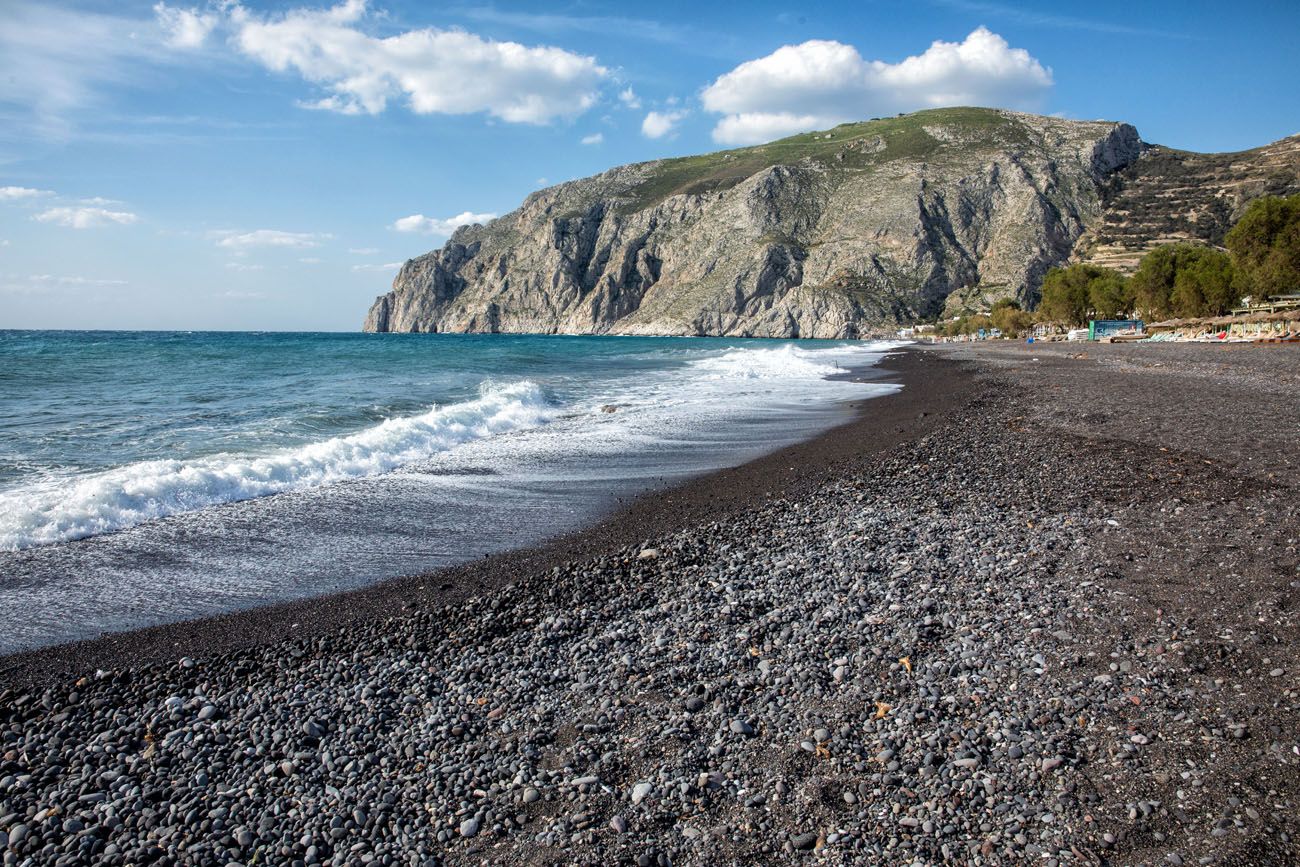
[364,107,1144,337]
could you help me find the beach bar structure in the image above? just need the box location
[1088,319,1144,340]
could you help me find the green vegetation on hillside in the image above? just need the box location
[622,107,1033,213]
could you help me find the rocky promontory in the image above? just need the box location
[364,108,1145,337]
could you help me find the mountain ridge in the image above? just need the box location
[364,108,1298,337]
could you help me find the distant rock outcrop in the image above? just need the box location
[361,108,1292,337]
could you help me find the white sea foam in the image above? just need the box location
[0,340,902,552]
[687,342,856,380]
[0,381,554,551]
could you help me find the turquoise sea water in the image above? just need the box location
[0,331,899,651]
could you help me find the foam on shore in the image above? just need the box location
[0,381,554,550]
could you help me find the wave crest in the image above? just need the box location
[0,381,553,551]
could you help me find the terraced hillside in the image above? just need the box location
[1074,135,1300,272]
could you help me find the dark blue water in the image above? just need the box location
[0,331,900,651]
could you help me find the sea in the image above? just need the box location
[0,331,901,653]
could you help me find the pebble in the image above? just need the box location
[791,832,818,850]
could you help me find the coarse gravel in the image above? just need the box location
[0,343,1296,867]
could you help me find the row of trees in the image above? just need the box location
[1034,193,1300,328]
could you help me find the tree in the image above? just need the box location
[1171,247,1237,316]
[1088,270,1133,319]
[990,299,1032,336]
[1130,244,1241,319]
[1225,193,1300,300]
[1038,266,1092,326]
[1130,246,1179,319]
[1038,264,1128,326]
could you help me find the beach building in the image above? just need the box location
[1231,293,1300,316]
[1088,319,1145,340]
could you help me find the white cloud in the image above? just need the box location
[34,206,138,228]
[641,109,687,139]
[217,0,607,123]
[351,261,405,272]
[154,2,217,48]
[711,113,830,145]
[701,27,1052,144]
[224,261,265,271]
[347,247,379,255]
[2,273,127,292]
[218,289,266,299]
[0,1,178,139]
[28,274,128,285]
[580,132,604,145]
[392,211,496,236]
[0,186,53,200]
[214,229,327,249]
[618,87,641,109]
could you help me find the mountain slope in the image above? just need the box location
[1075,134,1300,272]
[365,107,1146,337]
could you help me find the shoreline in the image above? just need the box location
[0,345,966,690]
[0,342,1294,865]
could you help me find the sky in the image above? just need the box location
[2,0,1298,331]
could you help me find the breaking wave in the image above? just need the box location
[0,381,555,550]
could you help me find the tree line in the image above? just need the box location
[938,193,1300,334]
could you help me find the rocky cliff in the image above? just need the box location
[365,107,1149,337]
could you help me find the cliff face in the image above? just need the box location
[365,107,1145,337]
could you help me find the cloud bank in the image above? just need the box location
[215,229,328,249]
[641,109,688,139]
[0,186,53,200]
[159,0,609,124]
[702,27,1052,144]
[392,211,497,236]
[34,206,138,228]
[154,2,217,48]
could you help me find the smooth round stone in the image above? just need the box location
[791,832,818,850]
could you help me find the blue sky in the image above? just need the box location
[2,0,1297,330]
